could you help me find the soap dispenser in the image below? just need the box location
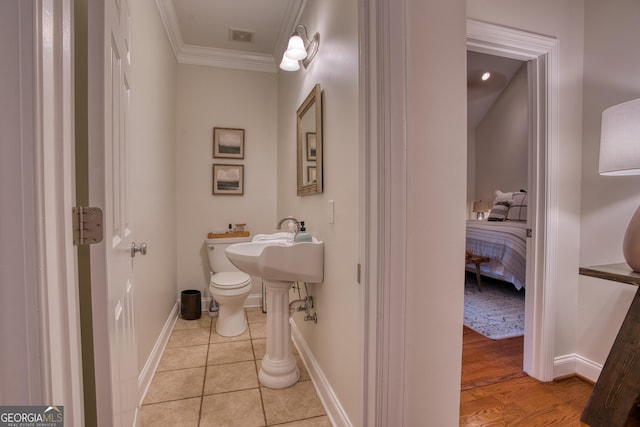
[294,221,312,242]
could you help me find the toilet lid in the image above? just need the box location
[211,271,251,289]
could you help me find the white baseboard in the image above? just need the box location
[553,353,602,383]
[138,301,179,404]
[200,293,263,311]
[245,292,263,308]
[553,354,576,379]
[290,319,352,427]
[575,355,602,383]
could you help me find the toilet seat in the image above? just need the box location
[210,271,251,290]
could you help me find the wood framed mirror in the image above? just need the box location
[297,84,323,195]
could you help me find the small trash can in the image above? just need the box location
[181,290,201,320]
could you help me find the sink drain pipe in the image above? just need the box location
[289,282,317,323]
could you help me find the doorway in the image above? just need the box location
[466,19,560,381]
[465,49,528,379]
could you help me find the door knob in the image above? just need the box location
[130,242,147,257]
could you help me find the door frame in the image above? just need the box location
[466,19,560,381]
[34,0,85,423]
[359,0,409,424]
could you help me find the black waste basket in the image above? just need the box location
[181,290,201,320]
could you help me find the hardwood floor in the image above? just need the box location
[460,327,640,426]
[461,326,526,391]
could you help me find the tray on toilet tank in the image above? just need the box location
[207,231,250,239]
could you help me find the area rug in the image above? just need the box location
[464,273,525,340]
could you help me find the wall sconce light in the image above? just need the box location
[599,98,640,271]
[279,24,320,72]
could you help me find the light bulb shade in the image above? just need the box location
[472,200,490,213]
[284,34,307,60]
[599,98,640,176]
[279,55,300,72]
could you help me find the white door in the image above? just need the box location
[88,0,139,424]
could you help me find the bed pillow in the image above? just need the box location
[506,192,528,222]
[494,190,513,203]
[487,201,511,221]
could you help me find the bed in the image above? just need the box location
[465,219,527,290]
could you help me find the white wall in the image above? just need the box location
[130,0,179,371]
[404,0,468,424]
[578,0,640,374]
[474,64,528,204]
[276,0,362,424]
[467,0,585,366]
[176,65,278,299]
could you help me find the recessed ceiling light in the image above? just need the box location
[481,72,491,81]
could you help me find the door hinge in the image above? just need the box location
[526,228,532,238]
[73,206,104,246]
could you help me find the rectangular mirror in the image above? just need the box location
[297,84,323,195]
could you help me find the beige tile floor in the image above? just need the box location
[140,307,332,427]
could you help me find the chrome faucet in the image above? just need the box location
[276,216,300,239]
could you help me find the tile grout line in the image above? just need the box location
[252,335,269,426]
[248,311,270,426]
[197,317,213,426]
[200,309,269,426]
[268,415,330,426]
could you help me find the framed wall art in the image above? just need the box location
[213,127,244,159]
[307,166,317,183]
[306,132,317,161]
[213,164,244,195]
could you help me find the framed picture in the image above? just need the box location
[306,132,317,161]
[307,166,317,183]
[213,164,244,195]
[213,127,244,159]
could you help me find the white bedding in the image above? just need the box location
[465,220,527,290]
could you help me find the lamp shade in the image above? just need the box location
[598,98,640,272]
[284,34,307,60]
[599,98,640,176]
[472,200,489,220]
[279,55,300,72]
[472,200,490,213]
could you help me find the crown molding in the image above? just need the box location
[155,0,304,73]
[155,0,183,57]
[177,44,277,73]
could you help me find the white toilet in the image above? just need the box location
[205,236,252,337]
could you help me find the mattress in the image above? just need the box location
[465,220,527,290]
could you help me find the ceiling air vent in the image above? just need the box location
[229,28,254,43]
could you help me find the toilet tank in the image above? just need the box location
[205,236,251,274]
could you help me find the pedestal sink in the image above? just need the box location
[226,236,323,389]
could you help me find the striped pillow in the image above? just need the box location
[487,201,511,221]
[506,192,528,222]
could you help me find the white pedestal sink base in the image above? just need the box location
[259,355,298,389]
[259,279,299,389]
